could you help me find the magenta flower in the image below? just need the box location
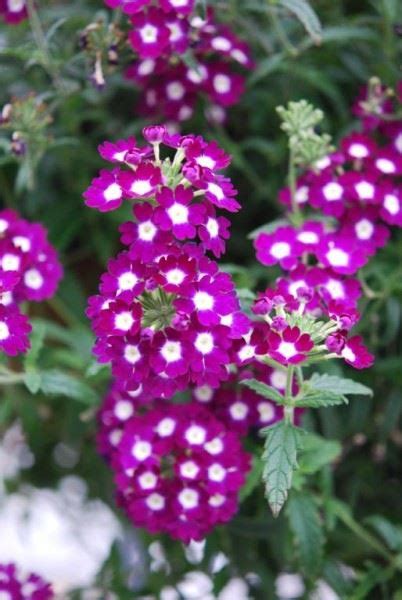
[100,252,146,300]
[119,163,162,199]
[198,206,231,258]
[339,207,389,255]
[195,171,240,213]
[268,326,314,366]
[129,8,171,58]
[185,137,231,172]
[98,136,151,164]
[316,235,368,275]
[380,186,402,226]
[0,304,31,356]
[341,132,376,161]
[254,226,303,270]
[83,168,124,212]
[159,0,194,15]
[340,335,374,369]
[94,299,142,337]
[0,0,27,24]
[342,172,381,205]
[295,220,324,252]
[205,63,245,107]
[104,0,150,13]
[154,185,205,240]
[309,173,346,217]
[154,254,196,293]
[0,563,54,599]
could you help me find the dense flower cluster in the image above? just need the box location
[103,1,252,123]
[0,563,53,599]
[0,209,62,355]
[106,401,250,542]
[252,84,402,371]
[0,0,27,24]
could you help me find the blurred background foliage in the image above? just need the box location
[1,0,402,598]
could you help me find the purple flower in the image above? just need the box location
[129,8,170,59]
[316,234,368,275]
[119,163,162,199]
[154,185,205,240]
[0,304,31,356]
[268,326,314,366]
[83,168,124,212]
[254,226,303,270]
[0,0,27,24]
[0,563,53,599]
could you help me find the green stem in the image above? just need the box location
[26,0,62,91]
[267,5,299,57]
[336,508,394,564]
[288,148,303,226]
[284,366,295,424]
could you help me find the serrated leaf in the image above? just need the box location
[279,0,322,43]
[40,370,98,405]
[307,373,373,397]
[296,390,348,408]
[241,379,285,404]
[286,491,324,574]
[299,432,341,474]
[261,421,303,516]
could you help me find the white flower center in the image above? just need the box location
[0,591,13,600]
[138,58,155,76]
[323,182,343,201]
[0,321,10,341]
[315,155,331,170]
[325,279,344,299]
[118,271,138,291]
[185,425,206,445]
[180,460,199,479]
[384,193,399,215]
[178,488,199,510]
[24,268,44,290]
[342,346,356,363]
[138,471,157,490]
[171,0,188,5]
[0,219,8,233]
[161,340,182,363]
[376,158,395,173]
[115,311,135,331]
[395,132,402,153]
[278,341,297,359]
[196,154,216,170]
[220,313,233,327]
[168,23,183,43]
[270,241,291,260]
[114,400,134,420]
[167,202,188,225]
[229,401,249,420]
[326,247,349,267]
[7,0,25,12]
[104,182,122,202]
[132,440,152,461]
[109,429,122,446]
[297,231,318,244]
[213,74,231,94]
[205,437,224,455]
[271,369,287,389]
[349,143,369,158]
[206,218,219,238]
[211,36,232,51]
[231,48,248,64]
[194,385,214,402]
[146,493,165,511]
[0,292,13,306]
[138,220,157,241]
[113,150,127,162]
[209,493,225,507]
[166,81,185,101]
[166,268,186,285]
[187,64,207,84]
[12,235,30,252]
[207,182,224,200]
[288,280,306,298]
[238,344,255,361]
[131,179,152,196]
[140,24,158,44]
[124,344,141,364]
[355,218,374,240]
[194,291,214,311]
[355,181,374,200]
[208,463,226,482]
[1,253,20,271]
[155,417,176,437]
[257,401,275,422]
[295,186,308,203]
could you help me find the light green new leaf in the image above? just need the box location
[296,390,348,408]
[307,373,373,397]
[241,379,285,405]
[286,491,324,575]
[261,421,303,516]
[40,370,98,405]
[279,0,322,43]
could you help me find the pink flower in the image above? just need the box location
[104,0,150,13]
[316,235,368,275]
[309,173,346,217]
[254,227,302,270]
[268,326,314,365]
[159,0,194,15]
[129,8,170,58]
[0,563,53,599]
[83,168,124,212]
[340,335,374,369]
[198,206,231,258]
[0,0,27,24]
[205,63,245,107]
[98,136,151,164]
[154,185,205,240]
[0,305,31,356]
[380,186,402,226]
[119,163,162,199]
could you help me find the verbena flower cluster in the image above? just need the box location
[103,1,252,123]
[0,563,53,599]
[252,84,402,371]
[0,209,62,356]
[0,0,27,24]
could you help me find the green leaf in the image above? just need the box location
[365,516,402,551]
[23,371,42,395]
[261,421,303,517]
[40,370,98,405]
[296,390,348,408]
[347,564,387,600]
[299,432,341,474]
[247,218,290,240]
[306,373,373,397]
[279,0,322,43]
[286,491,324,575]
[241,379,285,404]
